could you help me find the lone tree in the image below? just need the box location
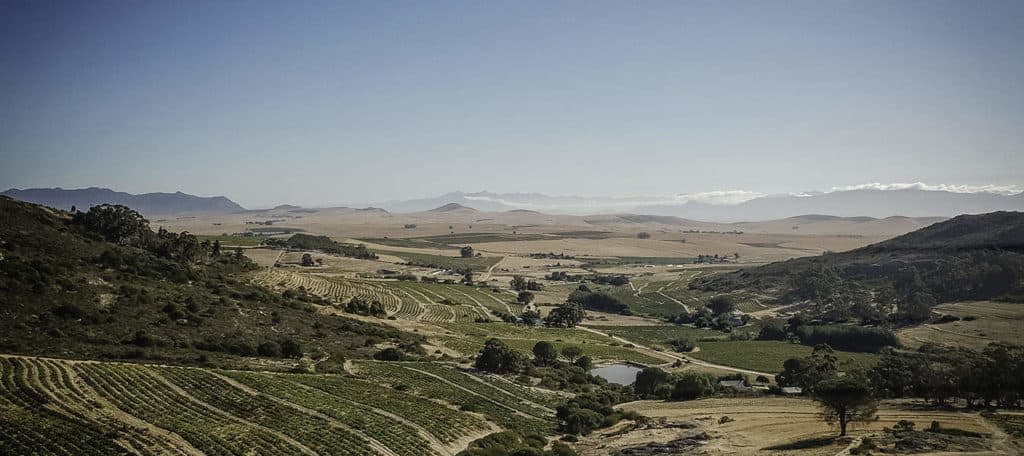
[636,232,651,239]
[532,341,559,366]
[812,375,878,436]
[460,246,475,258]
[301,253,316,266]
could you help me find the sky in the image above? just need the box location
[1,0,1022,208]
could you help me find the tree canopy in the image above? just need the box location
[812,375,878,436]
[475,338,525,374]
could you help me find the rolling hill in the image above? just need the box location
[693,211,1024,304]
[0,196,419,371]
[1,187,245,215]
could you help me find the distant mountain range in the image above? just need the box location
[642,189,1024,221]
[376,189,1024,220]
[6,186,1022,221]
[1,187,245,215]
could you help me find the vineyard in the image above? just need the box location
[599,273,774,319]
[0,356,563,455]
[434,323,669,365]
[252,269,522,323]
[351,361,558,435]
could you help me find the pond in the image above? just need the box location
[590,364,643,385]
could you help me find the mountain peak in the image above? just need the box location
[429,202,476,212]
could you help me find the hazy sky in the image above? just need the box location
[2,0,1022,207]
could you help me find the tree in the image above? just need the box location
[532,341,558,366]
[345,296,386,317]
[460,246,475,258]
[373,347,403,361]
[73,204,152,247]
[868,354,921,398]
[475,338,524,374]
[558,407,604,435]
[636,232,651,239]
[520,309,541,325]
[778,344,838,390]
[561,346,583,363]
[257,341,281,357]
[574,356,593,371]
[517,291,535,304]
[671,372,716,400]
[690,307,714,328]
[634,367,669,397]
[900,270,935,322]
[510,275,527,291]
[301,253,315,266]
[280,338,302,358]
[544,304,585,328]
[707,295,735,316]
[874,283,899,320]
[812,375,878,436]
[757,321,787,340]
[567,291,629,314]
[212,239,222,257]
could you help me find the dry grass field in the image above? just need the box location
[898,301,1024,351]
[596,397,1009,455]
[153,207,913,267]
[242,247,285,267]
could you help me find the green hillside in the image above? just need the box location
[694,212,1024,307]
[0,197,422,371]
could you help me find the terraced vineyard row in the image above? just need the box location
[253,269,524,322]
[0,357,139,455]
[77,362,309,455]
[281,372,494,445]
[353,361,558,435]
[255,269,406,314]
[400,362,556,416]
[0,356,554,455]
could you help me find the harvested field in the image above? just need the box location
[612,397,1003,455]
[898,301,1024,351]
[245,247,285,267]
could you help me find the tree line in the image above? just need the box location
[265,233,377,260]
